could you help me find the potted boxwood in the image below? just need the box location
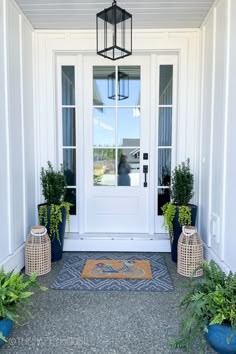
[170,260,236,353]
[0,270,47,346]
[162,158,197,262]
[38,161,72,262]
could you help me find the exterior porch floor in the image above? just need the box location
[1,253,215,354]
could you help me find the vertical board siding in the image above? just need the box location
[0,0,34,269]
[211,0,227,218]
[6,0,25,251]
[22,18,35,234]
[0,1,10,262]
[224,0,236,271]
[199,15,214,245]
[200,0,236,270]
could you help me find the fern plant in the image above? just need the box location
[170,260,236,353]
[0,270,47,342]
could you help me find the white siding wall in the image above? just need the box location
[0,0,35,271]
[199,0,236,271]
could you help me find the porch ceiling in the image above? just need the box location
[15,0,215,30]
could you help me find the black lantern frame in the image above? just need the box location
[108,71,129,100]
[96,0,132,61]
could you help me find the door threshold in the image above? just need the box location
[64,233,171,252]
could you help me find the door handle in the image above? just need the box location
[143,165,148,187]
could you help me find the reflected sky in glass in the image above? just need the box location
[93,108,115,147]
[118,108,140,146]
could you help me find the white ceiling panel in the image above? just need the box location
[14,0,215,30]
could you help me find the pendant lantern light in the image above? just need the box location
[96,0,132,60]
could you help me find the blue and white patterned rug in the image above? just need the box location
[51,252,174,292]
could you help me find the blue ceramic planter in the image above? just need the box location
[0,319,13,347]
[205,324,236,354]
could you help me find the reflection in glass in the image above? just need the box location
[63,108,76,146]
[63,149,76,186]
[157,188,170,215]
[159,65,173,105]
[118,108,140,146]
[93,66,115,106]
[158,108,172,146]
[118,66,140,106]
[62,66,75,105]
[64,188,76,215]
[93,149,115,186]
[108,71,129,101]
[118,148,140,187]
[158,149,171,186]
[93,108,115,147]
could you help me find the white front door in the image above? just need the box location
[57,54,177,237]
[84,56,151,233]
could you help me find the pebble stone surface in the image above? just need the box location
[1,252,215,354]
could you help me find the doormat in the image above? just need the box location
[51,252,174,292]
[81,259,152,279]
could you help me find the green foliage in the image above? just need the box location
[178,205,191,227]
[170,260,236,352]
[38,202,72,242]
[170,158,194,205]
[161,204,191,240]
[0,270,47,341]
[40,161,66,205]
[161,203,176,239]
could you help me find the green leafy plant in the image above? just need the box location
[162,204,191,240]
[40,161,66,205]
[170,260,236,353]
[0,270,47,341]
[39,161,72,241]
[39,202,71,241]
[170,158,193,205]
[161,158,194,239]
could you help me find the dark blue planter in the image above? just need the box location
[205,324,236,354]
[0,319,13,347]
[38,204,67,262]
[171,204,198,262]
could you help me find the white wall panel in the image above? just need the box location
[22,18,35,233]
[211,0,227,218]
[199,14,214,245]
[0,1,10,263]
[200,0,236,271]
[6,0,25,251]
[223,0,236,271]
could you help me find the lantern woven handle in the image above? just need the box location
[31,227,47,237]
[182,226,196,237]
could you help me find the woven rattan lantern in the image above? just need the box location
[25,226,51,276]
[177,226,203,277]
[96,0,132,60]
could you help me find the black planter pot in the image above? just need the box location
[171,204,198,263]
[38,204,67,262]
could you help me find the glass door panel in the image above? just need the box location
[92,65,141,187]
